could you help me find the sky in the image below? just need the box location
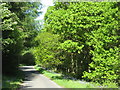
[35,0,54,20]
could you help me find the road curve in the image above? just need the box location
[19,66,62,89]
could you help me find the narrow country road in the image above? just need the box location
[19,66,62,89]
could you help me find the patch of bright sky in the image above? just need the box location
[35,0,54,20]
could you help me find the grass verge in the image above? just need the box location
[34,65,119,88]
[34,65,99,88]
[2,70,24,89]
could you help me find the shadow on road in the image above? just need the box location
[19,66,40,89]
[19,66,62,88]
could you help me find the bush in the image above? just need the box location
[20,50,35,65]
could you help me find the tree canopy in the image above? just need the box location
[33,2,120,86]
[1,1,120,87]
[1,2,41,75]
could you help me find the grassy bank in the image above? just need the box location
[34,66,96,88]
[34,65,118,88]
[2,70,24,89]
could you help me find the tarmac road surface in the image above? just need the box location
[19,66,62,89]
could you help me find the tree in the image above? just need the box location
[33,32,61,69]
[1,3,24,74]
[43,2,120,85]
[44,2,93,77]
[1,2,41,75]
[8,2,41,66]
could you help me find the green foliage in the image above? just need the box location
[1,2,40,75]
[1,3,24,74]
[8,2,41,49]
[44,2,92,78]
[80,2,120,84]
[41,2,120,86]
[83,47,120,82]
[33,32,62,68]
[2,70,24,89]
[59,40,84,53]
[20,49,35,65]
